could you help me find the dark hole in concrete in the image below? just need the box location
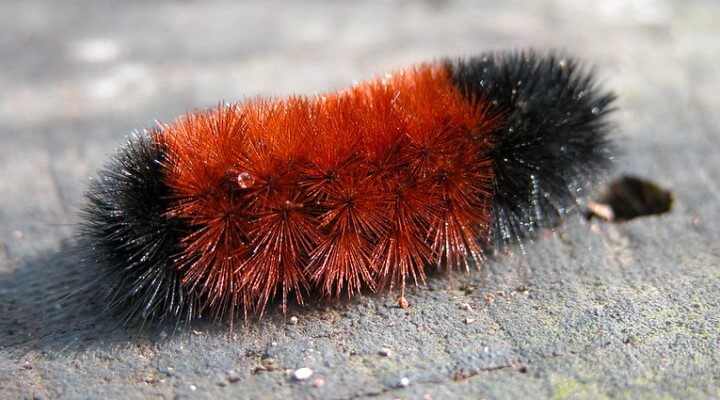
[586,176,673,222]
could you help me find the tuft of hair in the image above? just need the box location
[78,132,196,326]
[449,51,616,247]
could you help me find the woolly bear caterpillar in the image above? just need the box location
[79,51,615,325]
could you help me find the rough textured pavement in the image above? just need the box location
[1,0,719,399]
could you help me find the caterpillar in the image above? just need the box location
[79,51,615,325]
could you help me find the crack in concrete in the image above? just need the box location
[355,352,563,398]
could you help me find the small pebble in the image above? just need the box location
[189,384,197,391]
[289,316,299,325]
[191,329,203,335]
[378,347,392,357]
[464,318,475,325]
[293,367,313,381]
[485,293,495,304]
[314,378,325,388]
[399,377,410,387]
[587,201,615,221]
[255,357,277,373]
[397,296,409,309]
[227,371,241,383]
[459,303,473,311]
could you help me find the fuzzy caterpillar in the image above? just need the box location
[79,51,615,325]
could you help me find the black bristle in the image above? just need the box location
[78,132,196,326]
[448,51,616,247]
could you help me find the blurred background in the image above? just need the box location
[1,1,718,399]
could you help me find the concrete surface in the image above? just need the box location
[1,0,719,399]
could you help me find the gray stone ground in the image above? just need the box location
[1,0,719,399]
